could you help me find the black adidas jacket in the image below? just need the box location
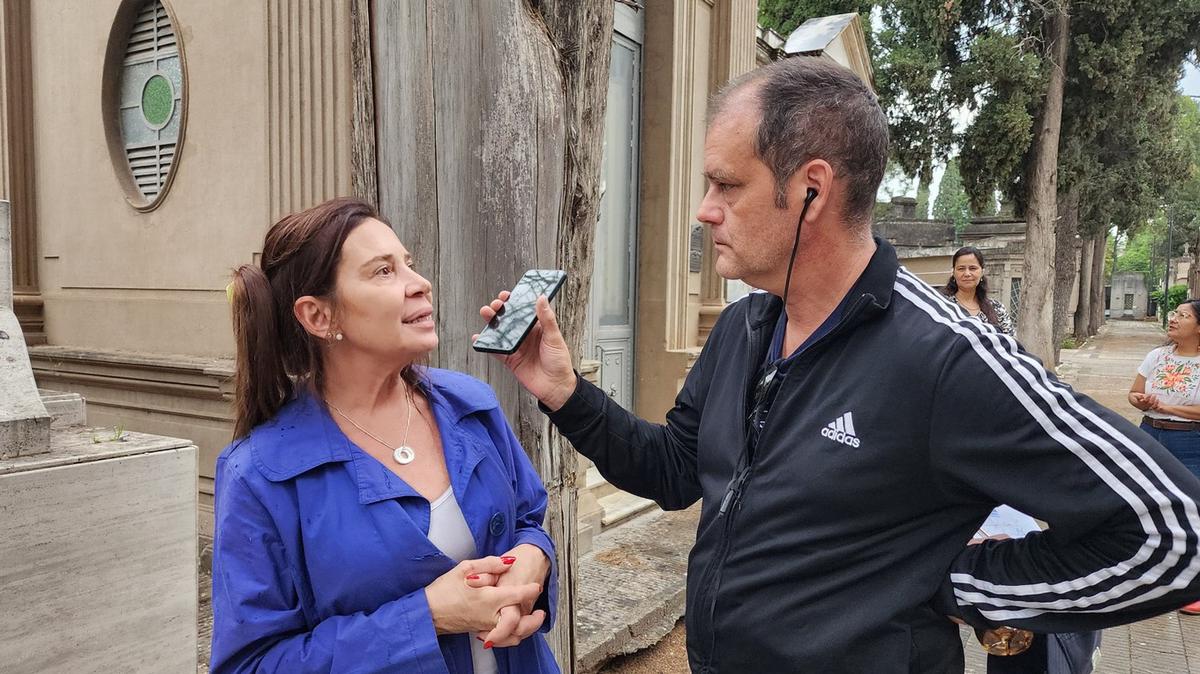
[546,239,1200,673]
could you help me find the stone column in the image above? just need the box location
[698,0,757,344]
[0,200,49,459]
[0,0,44,345]
[266,0,354,223]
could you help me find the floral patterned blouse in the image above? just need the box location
[1138,345,1200,421]
[946,293,1014,335]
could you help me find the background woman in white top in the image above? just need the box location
[1130,298,1200,614]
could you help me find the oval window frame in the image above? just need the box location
[101,0,188,213]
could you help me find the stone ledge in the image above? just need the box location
[29,344,235,380]
[39,388,85,428]
[28,345,235,411]
[597,491,656,527]
[0,426,194,475]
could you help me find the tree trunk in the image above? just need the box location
[532,0,614,359]
[1089,230,1108,336]
[368,2,614,669]
[1052,186,1080,362]
[1191,227,1200,300]
[529,4,614,667]
[1074,231,1094,339]
[1016,6,1070,365]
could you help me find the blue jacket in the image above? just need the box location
[210,368,560,673]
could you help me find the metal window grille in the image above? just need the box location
[118,1,182,202]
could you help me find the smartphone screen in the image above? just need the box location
[472,269,567,354]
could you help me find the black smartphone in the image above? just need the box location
[472,269,567,355]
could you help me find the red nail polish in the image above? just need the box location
[501,556,516,565]
[484,641,494,649]
[466,574,480,580]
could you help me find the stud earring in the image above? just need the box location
[335,332,343,341]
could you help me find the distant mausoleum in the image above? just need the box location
[873,197,1050,320]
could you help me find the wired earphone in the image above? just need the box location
[780,186,819,303]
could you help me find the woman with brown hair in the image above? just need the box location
[941,245,1014,335]
[209,198,559,673]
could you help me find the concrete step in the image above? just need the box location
[597,490,656,528]
[576,505,699,673]
[585,465,619,500]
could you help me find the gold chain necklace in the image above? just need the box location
[327,388,418,465]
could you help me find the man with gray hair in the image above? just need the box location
[481,56,1200,672]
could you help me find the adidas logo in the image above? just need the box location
[821,412,861,448]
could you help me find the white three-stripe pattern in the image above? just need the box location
[898,270,1196,615]
[829,412,856,436]
[894,268,1200,621]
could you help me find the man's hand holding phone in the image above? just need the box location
[475,291,577,412]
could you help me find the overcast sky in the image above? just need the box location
[1181,58,1200,98]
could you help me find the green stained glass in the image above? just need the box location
[141,74,173,128]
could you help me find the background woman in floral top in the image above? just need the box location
[1130,298,1200,614]
[940,246,1013,334]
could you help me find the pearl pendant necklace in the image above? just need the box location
[327,387,419,466]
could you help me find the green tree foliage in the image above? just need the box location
[762,0,1200,350]
[1060,6,1200,241]
[759,2,1042,212]
[763,1,1200,224]
[1174,95,1200,207]
[1167,96,1200,255]
[932,158,971,233]
[1114,219,1162,275]
[914,173,930,220]
[1150,284,1190,320]
[865,2,1046,213]
[1113,213,1185,294]
[1095,94,1200,297]
[1058,6,1200,343]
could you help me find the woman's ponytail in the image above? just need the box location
[230,264,292,439]
[227,197,379,439]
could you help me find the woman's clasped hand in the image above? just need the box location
[1128,390,1162,411]
[426,547,550,647]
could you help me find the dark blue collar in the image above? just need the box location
[765,288,855,368]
